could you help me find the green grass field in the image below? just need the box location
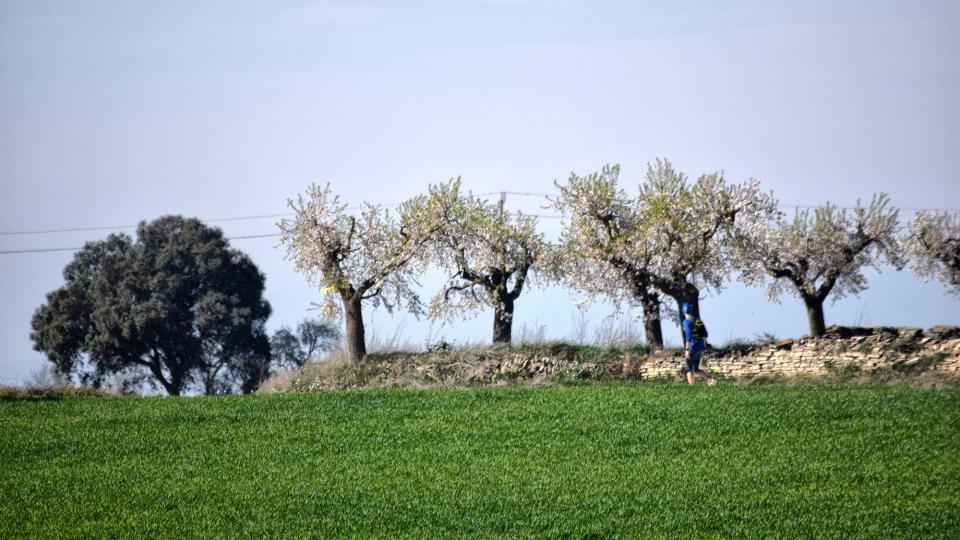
[2,385,958,538]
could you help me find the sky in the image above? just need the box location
[1,0,958,385]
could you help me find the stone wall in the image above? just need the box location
[268,326,960,392]
[618,326,960,380]
[446,326,960,384]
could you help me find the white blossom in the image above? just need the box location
[735,194,901,336]
[901,210,960,296]
[546,159,777,345]
[278,181,459,360]
[636,158,779,318]
[545,164,657,313]
[426,192,545,334]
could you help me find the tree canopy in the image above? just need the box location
[903,211,960,296]
[635,159,778,332]
[737,195,902,336]
[31,216,272,395]
[279,181,459,362]
[549,159,777,347]
[427,192,545,344]
[548,164,666,347]
[271,318,341,369]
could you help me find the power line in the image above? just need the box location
[0,233,283,256]
[0,213,294,237]
[1,192,955,255]
[485,191,960,212]
[0,201,415,237]
[502,191,960,211]
[2,194,956,238]
[0,246,83,255]
[778,204,960,212]
[2,220,937,256]
[226,233,283,240]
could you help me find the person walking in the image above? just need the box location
[682,302,716,386]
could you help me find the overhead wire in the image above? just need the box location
[0,194,956,256]
[0,202,411,237]
[0,233,285,255]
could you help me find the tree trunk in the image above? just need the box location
[155,373,181,396]
[804,295,827,337]
[640,295,664,350]
[642,309,663,349]
[202,364,223,396]
[147,359,181,396]
[168,368,186,397]
[203,375,216,396]
[492,294,514,345]
[629,278,663,349]
[344,295,367,362]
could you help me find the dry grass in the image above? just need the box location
[567,309,647,349]
[258,341,960,394]
[0,366,110,400]
[0,385,108,400]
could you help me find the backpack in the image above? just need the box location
[691,318,709,341]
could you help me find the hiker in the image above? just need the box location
[682,302,716,386]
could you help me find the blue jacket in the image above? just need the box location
[682,317,705,352]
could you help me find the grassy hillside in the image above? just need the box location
[2,385,958,538]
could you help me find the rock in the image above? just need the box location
[465,363,491,382]
[823,325,872,339]
[928,326,960,340]
[897,327,924,340]
[872,327,899,338]
[775,338,794,350]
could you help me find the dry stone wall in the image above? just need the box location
[452,326,960,383]
[632,326,960,380]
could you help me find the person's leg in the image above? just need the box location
[695,369,717,384]
[685,354,696,385]
[690,349,715,385]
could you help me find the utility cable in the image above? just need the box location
[0,233,283,255]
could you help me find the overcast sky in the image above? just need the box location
[2,0,958,384]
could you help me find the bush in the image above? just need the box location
[891,352,949,375]
[825,361,863,380]
[0,385,108,401]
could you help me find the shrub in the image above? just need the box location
[891,352,949,375]
[0,385,108,400]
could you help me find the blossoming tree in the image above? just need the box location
[737,195,902,337]
[427,193,545,344]
[549,160,777,348]
[636,159,778,340]
[902,210,960,296]
[548,165,666,347]
[279,181,459,362]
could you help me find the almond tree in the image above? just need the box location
[636,159,778,341]
[737,195,902,337]
[279,181,459,362]
[548,165,666,348]
[549,160,777,348]
[902,210,960,296]
[427,193,545,344]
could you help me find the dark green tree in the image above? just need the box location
[31,216,272,396]
[270,318,340,369]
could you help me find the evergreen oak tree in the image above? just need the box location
[31,216,272,395]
